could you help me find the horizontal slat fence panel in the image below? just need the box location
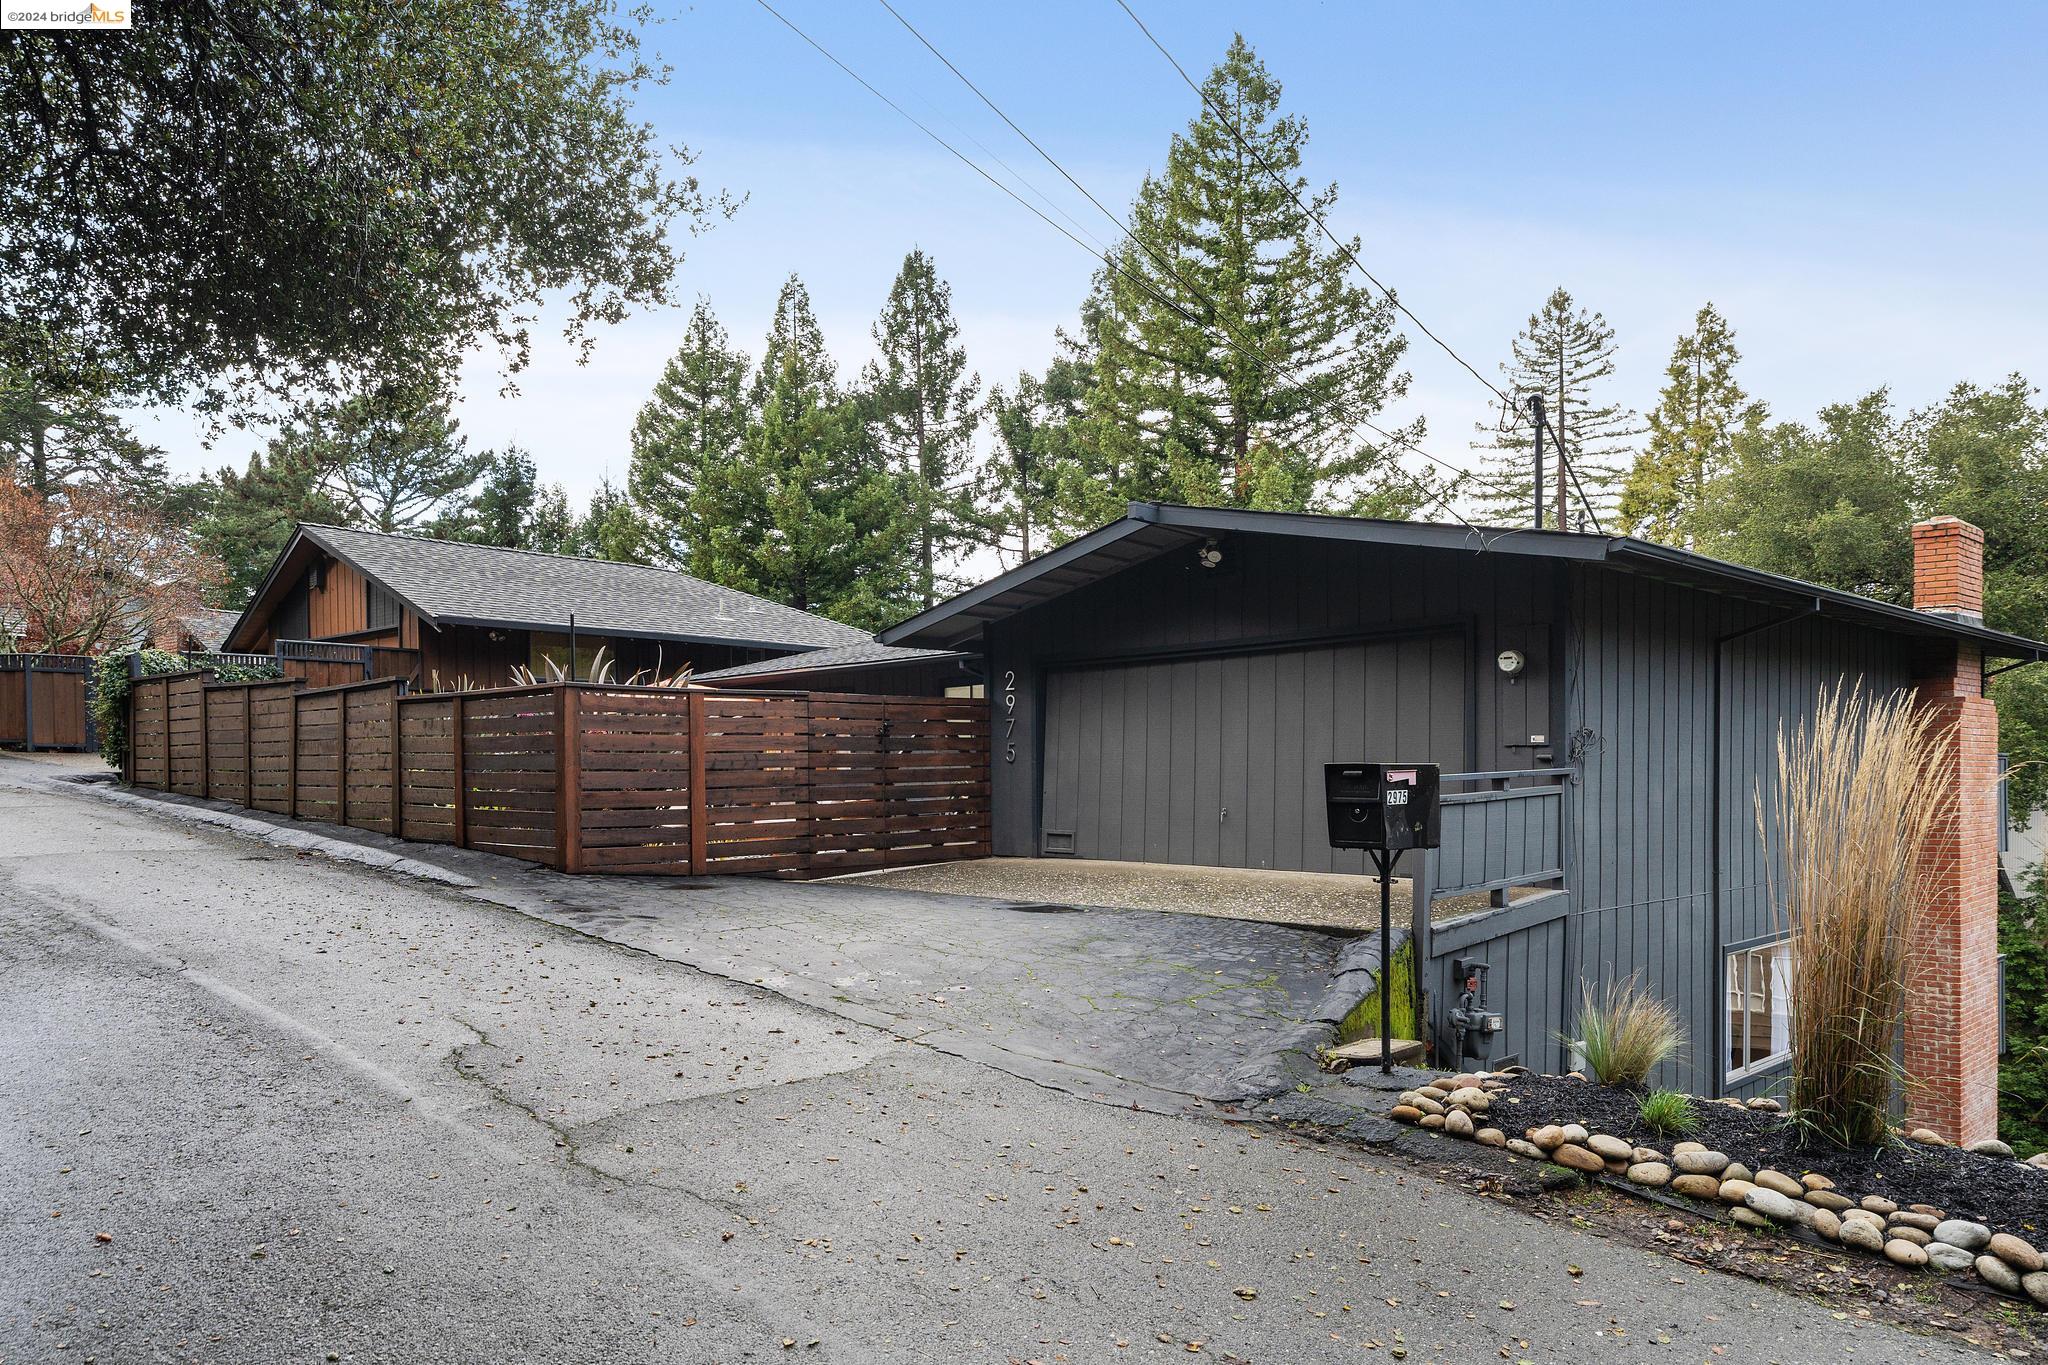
[124,681,991,879]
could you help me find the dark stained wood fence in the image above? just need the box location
[122,679,989,879]
[0,656,92,750]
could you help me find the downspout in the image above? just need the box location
[1709,596,1821,1095]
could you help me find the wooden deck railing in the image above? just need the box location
[124,675,990,879]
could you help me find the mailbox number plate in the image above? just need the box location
[1385,788,1409,806]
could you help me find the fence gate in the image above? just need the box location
[1409,769,1572,1073]
[0,655,93,751]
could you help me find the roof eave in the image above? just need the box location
[425,613,834,656]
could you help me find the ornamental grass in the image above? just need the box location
[1760,683,1950,1148]
[1570,975,1682,1087]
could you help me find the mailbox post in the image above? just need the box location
[1324,763,1441,1073]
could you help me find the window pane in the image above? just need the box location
[1727,951,1749,1073]
[1757,941,1794,1066]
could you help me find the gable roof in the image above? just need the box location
[694,640,966,683]
[226,524,872,654]
[878,501,2048,661]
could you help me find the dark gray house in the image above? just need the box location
[881,502,2043,1138]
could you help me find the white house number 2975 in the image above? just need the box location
[1001,671,1018,763]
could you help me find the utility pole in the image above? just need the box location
[1529,394,1546,530]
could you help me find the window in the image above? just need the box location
[1726,939,1796,1079]
[528,632,612,681]
[365,580,402,631]
[943,683,985,700]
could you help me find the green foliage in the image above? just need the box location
[684,276,915,631]
[93,649,279,773]
[980,358,1094,565]
[443,446,575,553]
[1618,303,1765,542]
[174,441,353,608]
[563,477,653,565]
[296,382,492,533]
[0,342,168,498]
[862,250,981,609]
[1636,1087,1698,1137]
[1471,287,1640,529]
[628,298,752,566]
[1338,939,1418,1045]
[1569,976,1683,1087]
[1069,36,1430,519]
[1998,876,2048,1156]
[2,0,733,420]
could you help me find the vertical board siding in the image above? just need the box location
[1567,568,1917,1096]
[1428,895,1570,1074]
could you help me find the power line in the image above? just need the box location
[863,0,1533,522]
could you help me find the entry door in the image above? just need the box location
[1039,634,1468,873]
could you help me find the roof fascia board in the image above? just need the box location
[427,613,834,655]
[1142,502,1612,560]
[224,527,321,650]
[298,526,441,630]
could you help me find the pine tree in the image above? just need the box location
[445,445,578,552]
[291,382,492,532]
[565,477,652,563]
[688,275,913,630]
[1618,303,1764,543]
[1469,288,1641,530]
[1072,36,1421,517]
[184,441,354,606]
[0,354,167,498]
[628,298,751,566]
[981,357,1091,566]
[861,249,980,609]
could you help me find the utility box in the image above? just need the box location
[1323,763,1442,852]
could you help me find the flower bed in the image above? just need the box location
[1390,1069,2048,1306]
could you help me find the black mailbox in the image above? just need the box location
[1323,762,1441,851]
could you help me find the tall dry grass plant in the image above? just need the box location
[1759,683,1951,1148]
[1569,975,1683,1086]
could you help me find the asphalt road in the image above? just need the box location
[0,758,1980,1364]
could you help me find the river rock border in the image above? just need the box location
[1390,1070,2048,1308]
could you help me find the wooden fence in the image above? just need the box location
[0,655,92,750]
[124,673,990,878]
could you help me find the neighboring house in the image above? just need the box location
[225,524,887,689]
[154,608,242,654]
[881,502,2047,1142]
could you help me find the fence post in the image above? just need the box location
[336,688,349,827]
[688,690,707,875]
[158,680,171,788]
[123,681,134,785]
[198,682,212,796]
[22,655,34,753]
[286,692,299,818]
[557,684,581,873]
[389,684,404,838]
[243,688,254,808]
[799,694,815,877]
[451,692,468,849]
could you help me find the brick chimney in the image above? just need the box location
[1903,516,2000,1145]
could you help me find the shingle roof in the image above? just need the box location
[178,608,242,651]
[695,640,965,681]
[295,524,871,652]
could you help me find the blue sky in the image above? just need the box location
[134,1,2048,516]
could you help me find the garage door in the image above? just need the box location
[1039,634,1468,873]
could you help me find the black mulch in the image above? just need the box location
[1496,1073,2048,1237]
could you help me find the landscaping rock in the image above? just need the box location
[1839,1220,1886,1254]
[1840,1208,1884,1230]
[1932,1220,1991,1252]
[1410,1094,1446,1116]
[1730,1208,1773,1230]
[1631,1147,1664,1165]
[1505,1139,1546,1160]
[1420,1113,1445,1130]
[1909,1128,1950,1146]
[1888,1225,1931,1247]
[1444,1108,1474,1138]
[1528,1125,1566,1151]
[1925,1242,1976,1273]
[1803,1190,1852,1212]
[2027,1152,2048,1170]
[1673,1150,1729,1176]
[1743,1188,1808,1225]
[1888,1210,1939,1233]
[1716,1179,1755,1205]
[1671,1141,1706,1155]
[1746,1096,1783,1112]
[1625,1162,1672,1188]
[1979,1255,2025,1294]
[1447,1087,1491,1110]
[1390,1105,1423,1124]
[1671,1174,1722,1200]
[1539,1164,1582,1190]
[1799,1173,1834,1192]
[1967,1138,2015,1158]
[1884,1239,1930,1268]
[1753,1170,1804,1199]
[1860,1196,1898,1216]
[2026,1271,2048,1308]
[1561,1123,1590,1145]
[1990,1233,2046,1273]
[1808,1208,1841,1241]
[1474,1127,1506,1148]
[1551,1143,1605,1174]
[1909,1203,1945,1218]
[1587,1134,1632,1162]
[1721,1162,1753,1184]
